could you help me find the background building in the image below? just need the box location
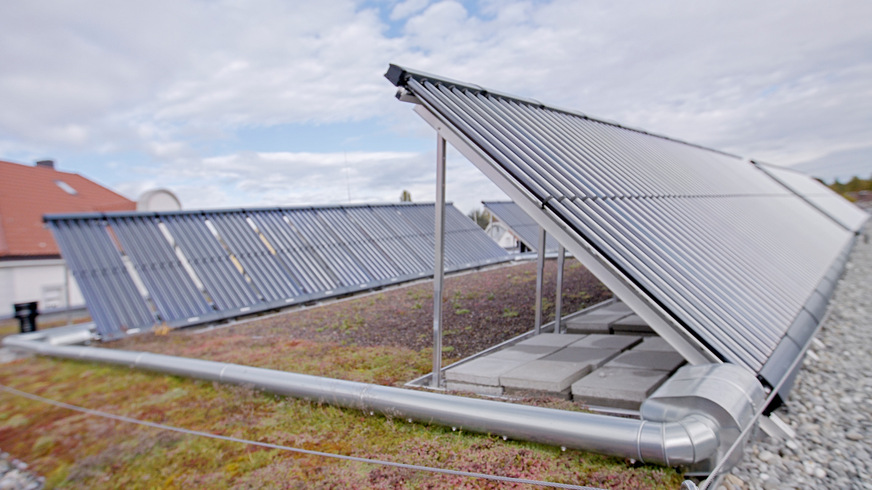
[0,159,136,316]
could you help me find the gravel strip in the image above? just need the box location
[0,451,43,490]
[729,232,872,489]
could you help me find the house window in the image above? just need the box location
[55,180,78,195]
[42,284,64,309]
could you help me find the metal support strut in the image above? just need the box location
[534,227,546,335]
[432,134,447,387]
[555,245,565,333]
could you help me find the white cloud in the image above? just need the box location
[112,147,508,214]
[395,0,872,178]
[390,0,431,20]
[2,0,870,207]
[0,0,403,153]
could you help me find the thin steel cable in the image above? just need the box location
[0,383,602,490]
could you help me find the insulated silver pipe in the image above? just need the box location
[5,335,720,467]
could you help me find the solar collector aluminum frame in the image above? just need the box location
[344,207,428,277]
[163,214,260,311]
[370,206,435,269]
[253,210,339,294]
[755,161,870,232]
[47,219,155,339]
[288,209,372,289]
[75,220,157,331]
[317,207,399,283]
[205,212,301,301]
[408,101,718,366]
[388,64,861,399]
[46,203,510,340]
[110,215,213,322]
[482,201,560,252]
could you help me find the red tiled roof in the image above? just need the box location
[0,160,135,258]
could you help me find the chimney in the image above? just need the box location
[36,159,55,169]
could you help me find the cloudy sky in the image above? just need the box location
[1,0,870,214]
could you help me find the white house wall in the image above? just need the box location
[0,259,84,314]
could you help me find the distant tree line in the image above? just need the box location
[827,175,872,198]
[467,208,491,229]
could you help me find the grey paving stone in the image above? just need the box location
[516,333,588,348]
[569,333,641,351]
[446,381,505,396]
[501,360,592,392]
[603,350,686,372]
[564,320,611,334]
[541,346,620,365]
[489,344,563,361]
[610,313,654,334]
[631,336,676,352]
[444,357,525,386]
[611,312,646,325]
[500,347,620,392]
[603,301,633,314]
[563,302,633,333]
[504,386,571,400]
[571,367,671,410]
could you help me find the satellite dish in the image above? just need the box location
[137,189,182,212]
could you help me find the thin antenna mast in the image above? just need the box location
[344,152,351,203]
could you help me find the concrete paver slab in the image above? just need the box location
[564,302,633,333]
[541,346,619,364]
[489,344,563,361]
[500,347,620,392]
[571,367,671,410]
[569,333,641,351]
[610,313,654,334]
[611,311,644,323]
[632,336,677,352]
[446,381,504,396]
[603,350,686,372]
[501,360,592,392]
[564,320,611,334]
[516,333,587,348]
[601,301,632,315]
[444,357,525,386]
[565,309,629,325]
[504,386,571,400]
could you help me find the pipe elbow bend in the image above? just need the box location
[637,414,720,466]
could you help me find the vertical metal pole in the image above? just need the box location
[64,262,72,326]
[534,227,545,335]
[555,245,565,333]
[432,135,447,388]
